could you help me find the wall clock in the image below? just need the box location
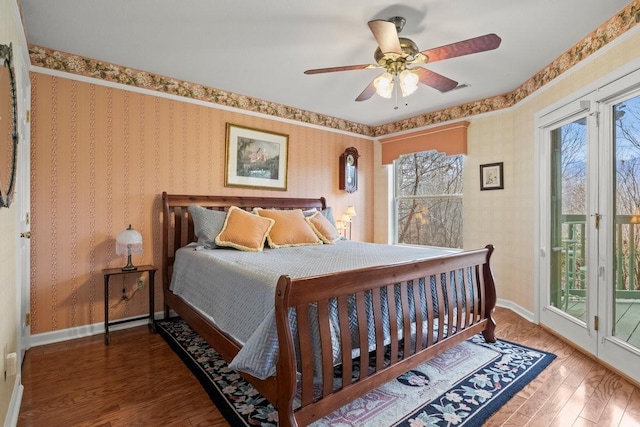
[339,147,359,193]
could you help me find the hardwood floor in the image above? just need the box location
[565,299,640,348]
[17,307,640,426]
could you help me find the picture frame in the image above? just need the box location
[480,162,504,191]
[225,123,289,191]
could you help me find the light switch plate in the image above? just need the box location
[5,353,17,377]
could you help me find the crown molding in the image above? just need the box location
[28,1,640,137]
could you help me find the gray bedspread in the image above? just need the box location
[170,240,454,379]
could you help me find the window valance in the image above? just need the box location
[379,121,469,164]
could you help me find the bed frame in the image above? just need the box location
[162,192,497,426]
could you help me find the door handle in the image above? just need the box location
[20,231,31,239]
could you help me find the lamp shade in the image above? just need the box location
[341,213,352,223]
[399,69,419,97]
[374,72,394,98]
[345,205,357,218]
[116,225,143,256]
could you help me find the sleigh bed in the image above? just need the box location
[162,192,497,426]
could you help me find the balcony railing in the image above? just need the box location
[556,214,640,305]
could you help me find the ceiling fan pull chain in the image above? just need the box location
[394,74,400,110]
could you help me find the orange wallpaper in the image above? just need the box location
[30,72,372,334]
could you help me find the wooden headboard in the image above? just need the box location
[161,192,327,294]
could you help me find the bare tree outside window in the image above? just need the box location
[395,151,464,249]
[614,98,640,292]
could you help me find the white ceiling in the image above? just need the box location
[19,0,632,128]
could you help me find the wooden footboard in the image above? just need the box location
[162,192,496,427]
[274,245,496,427]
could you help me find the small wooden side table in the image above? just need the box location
[103,264,157,345]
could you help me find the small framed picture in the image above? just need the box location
[480,162,504,191]
[225,123,289,191]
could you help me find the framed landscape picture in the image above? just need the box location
[480,162,504,190]
[225,123,289,191]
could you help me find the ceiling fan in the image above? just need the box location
[304,17,502,102]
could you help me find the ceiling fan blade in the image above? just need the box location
[421,33,502,63]
[355,80,376,102]
[368,20,402,55]
[414,68,458,92]
[304,64,377,74]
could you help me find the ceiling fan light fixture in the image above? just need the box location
[374,72,394,98]
[399,69,419,97]
[304,16,501,103]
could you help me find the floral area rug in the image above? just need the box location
[157,317,555,426]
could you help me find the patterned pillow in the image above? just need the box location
[188,204,227,249]
[215,206,275,252]
[255,208,322,248]
[305,211,341,244]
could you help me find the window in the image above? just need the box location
[394,151,464,249]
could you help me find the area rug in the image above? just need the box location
[157,317,555,426]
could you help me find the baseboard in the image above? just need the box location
[30,301,530,348]
[29,303,530,348]
[3,374,23,427]
[30,311,166,347]
[496,298,534,323]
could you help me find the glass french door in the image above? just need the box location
[538,68,640,383]
[540,100,599,355]
[597,84,640,381]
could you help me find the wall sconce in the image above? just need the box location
[115,224,143,271]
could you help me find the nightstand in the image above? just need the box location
[103,264,157,345]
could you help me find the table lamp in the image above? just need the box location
[115,224,143,271]
[341,209,356,240]
[345,205,357,218]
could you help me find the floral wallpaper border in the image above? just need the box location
[29,2,639,138]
